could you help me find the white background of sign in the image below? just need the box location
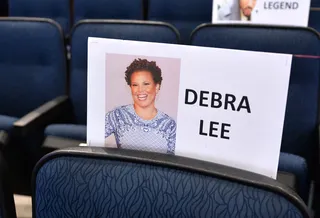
[212,0,311,26]
[87,37,292,179]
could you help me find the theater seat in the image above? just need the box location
[73,0,143,24]
[33,147,310,217]
[40,20,180,150]
[45,124,86,141]
[147,0,212,44]
[0,18,66,123]
[0,18,67,194]
[9,0,71,34]
[190,24,320,204]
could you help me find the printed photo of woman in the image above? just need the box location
[105,58,177,154]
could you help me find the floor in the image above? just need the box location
[14,195,32,218]
[12,193,315,218]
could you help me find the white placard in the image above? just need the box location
[212,0,311,26]
[87,37,292,179]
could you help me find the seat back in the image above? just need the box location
[74,0,144,24]
[69,20,180,124]
[191,24,320,163]
[33,147,310,218]
[147,0,212,44]
[9,0,71,34]
[309,8,320,33]
[0,18,67,118]
[312,0,320,7]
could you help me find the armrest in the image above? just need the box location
[43,136,85,151]
[13,95,71,137]
[277,171,297,191]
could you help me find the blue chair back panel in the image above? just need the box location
[9,0,70,34]
[74,0,144,24]
[0,19,67,118]
[309,9,320,33]
[35,155,305,218]
[191,25,320,161]
[147,0,212,44]
[311,0,320,7]
[70,21,180,124]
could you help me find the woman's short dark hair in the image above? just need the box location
[125,58,163,86]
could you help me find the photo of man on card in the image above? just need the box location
[217,0,257,21]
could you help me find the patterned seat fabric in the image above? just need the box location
[34,148,309,218]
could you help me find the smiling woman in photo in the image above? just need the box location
[105,58,177,154]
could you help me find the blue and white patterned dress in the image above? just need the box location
[105,104,176,154]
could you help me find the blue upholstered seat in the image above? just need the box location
[45,124,86,141]
[74,0,143,24]
[0,18,66,132]
[190,24,320,203]
[147,0,212,44]
[33,147,310,218]
[44,20,179,144]
[0,18,67,195]
[9,0,70,34]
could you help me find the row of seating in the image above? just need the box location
[0,146,312,217]
[0,17,318,207]
[6,0,320,43]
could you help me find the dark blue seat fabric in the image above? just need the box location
[44,20,180,142]
[147,0,212,44]
[8,0,70,34]
[0,18,67,195]
[45,124,86,141]
[278,153,309,202]
[74,0,143,25]
[191,24,320,202]
[0,18,67,127]
[309,9,320,33]
[33,147,309,218]
[0,116,18,132]
[311,0,320,7]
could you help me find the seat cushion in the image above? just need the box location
[0,115,18,132]
[278,152,309,202]
[45,124,86,141]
